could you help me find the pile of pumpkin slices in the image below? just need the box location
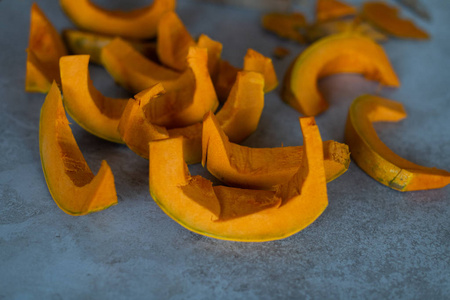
[28,0,449,242]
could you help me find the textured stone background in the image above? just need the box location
[0,0,449,299]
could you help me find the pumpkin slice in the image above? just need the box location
[59,55,129,144]
[261,12,306,43]
[62,29,157,65]
[59,0,175,39]
[202,112,350,190]
[101,37,191,93]
[143,47,218,128]
[316,0,357,22]
[39,82,117,215]
[157,11,196,72]
[305,19,388,43]
[119,71,264,164]
[362,1,429,39]
[345,95,450,191]
[215,48,278,101]
[282,32,400,116]
[26,3,67,93]
[149,117,328,242]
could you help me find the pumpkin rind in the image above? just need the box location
[59,0,176,39]
[282,32,400,116]
[60,55,128,143]
[149,117,328,242]
[202,112,350,190]
[345,95,450,191]
[39,82,118,215]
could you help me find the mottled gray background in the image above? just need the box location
[1,0,449,299]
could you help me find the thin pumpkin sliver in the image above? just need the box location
[362,1,429,39]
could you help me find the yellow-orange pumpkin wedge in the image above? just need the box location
[149,117,328,242]
[214,48,278,101]
[119,71,264,164]
[202,112,349,190]
[26,3,67,93]
[39,82,118,215]
[62,29,157,65]
[59,0,175,39]
[157,11,196,72]
[316,0,357,22]
[60,55,128,144]
[118,84,170,157]
[282,32,400,116]
[143,47,219,128]
[101,37,189,93]
[362,1,429,39]
[345,95,450,191]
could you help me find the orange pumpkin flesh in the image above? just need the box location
[345,95,450,191]
[40,82,118,215]
[362,1,429,39]
[59,0,176,39]
[26,3,67,93]
[101,37,190,93]
[202,112,350,190]
[143,47,218,128]
[261,12,306,43]
[118,71,264,164]
[60,55,128,144]
[149,117,328,242]
[157,11,196,72]
[62,29,158,65]
[215,48,278,101]
[282,32,400,116]
[316,0,357,22]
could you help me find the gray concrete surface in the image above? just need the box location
[0,0,449,299]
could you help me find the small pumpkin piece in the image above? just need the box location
[273,47,290,59]
[101,37,188,93]
[214,48,278,101]
[149,117,328,242]
[40,82,118,215]
[62,29,158,65]
[282,32,400,116]
[305,19,388,43]
[60,0,176,39]
[202,112,350,190]
[261,12,306,43]
[60,55,129,144]
[144,47,219,128]
[316,0,357,22]
[362,1,429,39]
[157,11,196,72]
[118,84,170,157]
[26,3,67,93]
[345,95,450,191]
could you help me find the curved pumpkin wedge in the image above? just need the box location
[197,34,223,81]
[316,0,357,22]
[215,48,278,101]
[119,71,264,164]
[282,32,400,116]
[40,82,117,215]
[62,29,157,65]
[60,55,129,144]
[59,0,175,39]
[345,95,450,191]
[362,1,429,39]
[26,3,67,93]
[157,11,196,72]
[118,84,170,157]
[202,112,349,190]
[143,47,218,128]
[149,117,328,242]
[101,37,191,93]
